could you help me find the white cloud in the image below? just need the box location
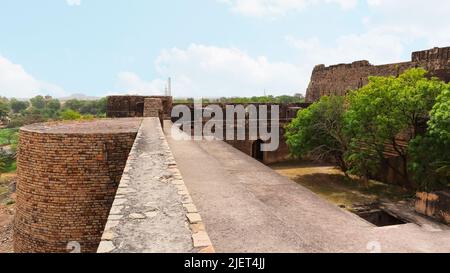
[283,0,450,80]
[364,0,450,47]
[286,27,408,66]
[66,0,81,6]
[156,44,307,97]
[115,71,166,96]
[0,55,67,98]
[117,44,307,98]
[219,0,358,17]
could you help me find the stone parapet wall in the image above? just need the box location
[306,46,450,102]
[14,119,141,253]
[98,118,214,253]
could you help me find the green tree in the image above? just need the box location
[46,99,61,113]
[30,95,46,109]
[409,87,450,191]
[10,99,29,113]
[0,100,10,119]
[345,68,445,188]
[96,97,107,115]
[0,129,18,146]
[60,109,82,120]
[285,96,350,172]
[63,99,83,112]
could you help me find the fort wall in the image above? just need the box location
[306,47,450,102]
[107,96,173,120]
[14,119,141,253]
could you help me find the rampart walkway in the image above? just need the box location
[98,118,213,253]
[164,121,450,253]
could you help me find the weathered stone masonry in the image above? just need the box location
[98,118,214,253]
[306,47,450,102]
[14,99,214,253]
[107,95,173,120]
[14,119,141,253]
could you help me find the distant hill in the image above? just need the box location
[59,94,101,101]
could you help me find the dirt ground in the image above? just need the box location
[0,173,16,253]
[0,198,14,253]
[270,160,413,211]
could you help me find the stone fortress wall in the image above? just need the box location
[107,95,173,120]
[305,47,450,102]
[14,119,141,253]
[14,47,450,253]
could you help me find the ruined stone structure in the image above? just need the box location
[14,99,214,253]
[108,98,309,164]
[14,93,450,254]
[171,102,310,164]
[143,98,163,118]
[14,119,141,253]
[416,191,450,224]
[107,95,173,120]
[306,47,450,102]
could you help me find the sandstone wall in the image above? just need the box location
[143,98,163,118]
[416,191,450,225]
[14,119,140,253]
[107,96,173,119]
[306,47,450,102]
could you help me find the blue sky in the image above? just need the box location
[0,0,449,98]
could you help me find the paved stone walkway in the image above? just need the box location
[165,121,450,253]
[98,118,213,253]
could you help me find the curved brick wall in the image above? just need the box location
[14,119,141,253]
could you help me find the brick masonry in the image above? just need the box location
[143,98,163,118]
[14,119,141,253]
[415,191,450,225]
[107,96,173,120]
[305,46,450,102]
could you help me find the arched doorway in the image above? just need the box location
[252,139,264,162]
[136,102,144,117]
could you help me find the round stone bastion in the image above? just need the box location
[14,118,142,253]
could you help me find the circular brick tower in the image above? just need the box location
[14,119,141,253]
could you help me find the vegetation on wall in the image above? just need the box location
[286,68,450,192]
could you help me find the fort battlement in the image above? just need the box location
[306,46,450,102]
[14,119,141,253]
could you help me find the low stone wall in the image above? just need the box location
[98,118,214,253]
[416,191,450,225]
[14,119,141,253]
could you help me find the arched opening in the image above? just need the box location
[252,139,264,162]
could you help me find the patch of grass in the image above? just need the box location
[0,185,7,196]
[5,161,16,173]
[271,161,413,210]
[0,128,19,146]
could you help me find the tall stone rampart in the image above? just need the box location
[306,47,450,102]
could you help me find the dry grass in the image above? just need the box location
[271,161,413,210]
